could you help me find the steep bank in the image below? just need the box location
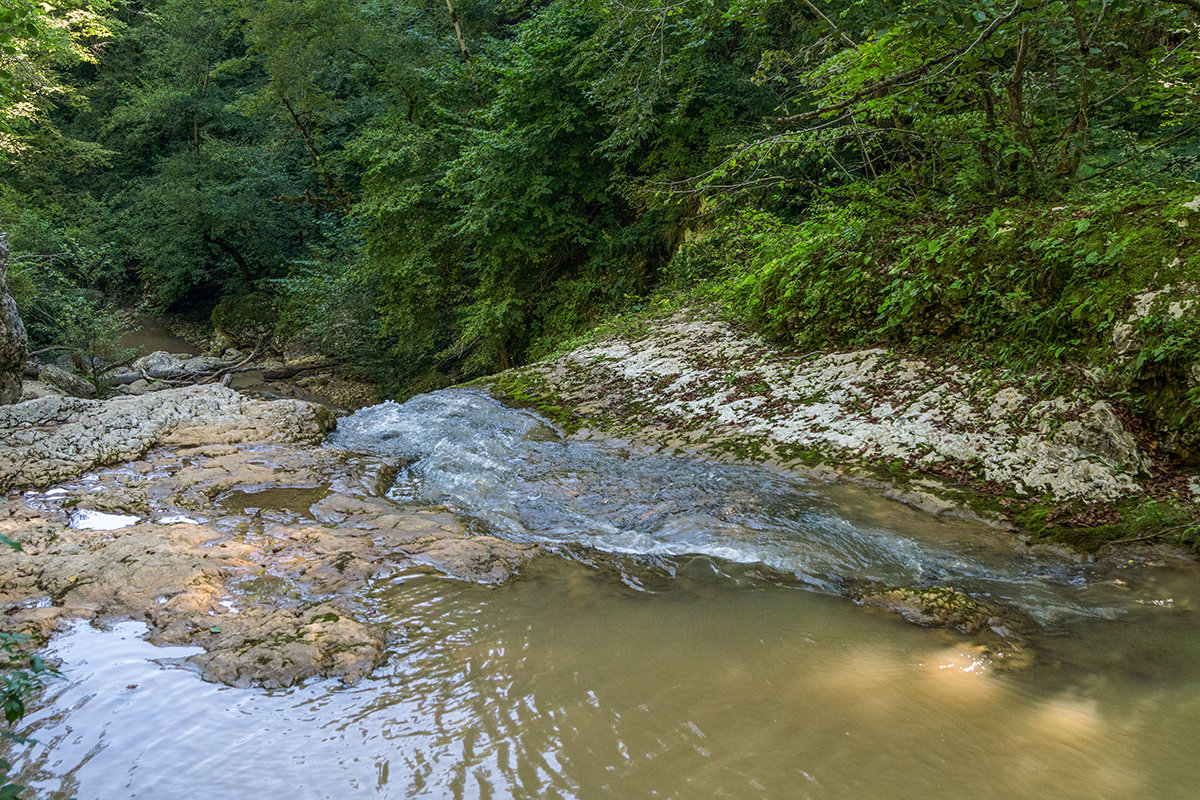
[486,308,1200,554]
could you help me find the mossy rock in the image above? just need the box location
[211,292,276,349]
[1135,371,1200,466]
[854,585,997,634]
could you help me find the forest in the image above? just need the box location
[1,0,1198,395]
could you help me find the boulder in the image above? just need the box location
[854,585,999,634]
[211,292,275,349]
[19,380,61,402]
[131,350,187,378]
[0,236,27,405]
[39,363,96,398]
[131,351,228,379]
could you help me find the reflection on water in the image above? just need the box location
[10,559,1200,799]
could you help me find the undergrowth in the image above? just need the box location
[663,182,1200,459]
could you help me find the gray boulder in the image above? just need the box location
[131,350,229,379]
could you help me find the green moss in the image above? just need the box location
[485,370,584,434]
[211,292,276,347]
[1011,496,1199,553]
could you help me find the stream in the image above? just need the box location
[9,388,1200,798]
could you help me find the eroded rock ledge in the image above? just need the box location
[0,385,335,492]
[490,312,1192,522]
[0,387,536,688]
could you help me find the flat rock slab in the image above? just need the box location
[0,385,335,492]
[0,389,537,688]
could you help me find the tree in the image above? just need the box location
[697,1,1200,202]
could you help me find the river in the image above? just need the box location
[7,388,1200,798]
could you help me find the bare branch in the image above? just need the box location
[1080,123,1200,182]
[799,0,857,49]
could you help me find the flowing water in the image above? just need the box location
[9,388,1200,798]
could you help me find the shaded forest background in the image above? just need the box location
[1,0,1199,396]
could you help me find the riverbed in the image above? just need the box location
[5,388,1200,798]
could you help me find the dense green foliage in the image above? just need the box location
[1,0,1198,395]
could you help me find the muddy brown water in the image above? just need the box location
[117,316,200,357]
[9,554,1200,799]
[117,316,341,408]
[7,388,1200,799]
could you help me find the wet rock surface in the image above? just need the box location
[854,585,1001,635]
[848,583,1034,669]
[0,391,538,688]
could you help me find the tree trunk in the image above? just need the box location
[203,233,255,286]
[1005,29,1041,191]
[0,234,29,405]
[444,0,486,108]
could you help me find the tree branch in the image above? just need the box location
[799,0,856,48]
[774,0,1028,128]
[1080,123,1200,182]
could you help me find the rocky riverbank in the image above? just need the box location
[486,309,1200,553]
[0,386,535,688]
[4,306,1196,689]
